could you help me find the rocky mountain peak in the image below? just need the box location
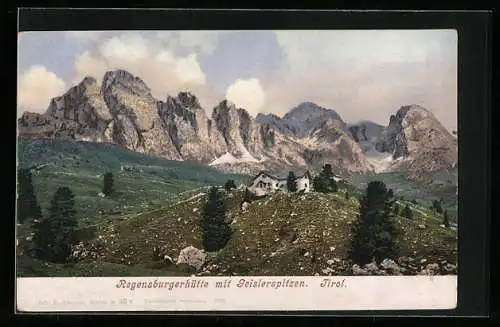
[155,93,227,164]
[160,94,200,129]
[177,91,201,109]
[100,69,158,132]
[375,104,457,179]
[279,102,345,138]
[17,66,456,181]
[80,76,98,87]
[395,104,440,128]
[44,74,112,136]
[210,100,259,158]
[214,99,238,112]
[49,76,100,105]
[255,112,281,125]
[212,100,254,124]
[256,112,280,120]
[101,69,153,99]
[284,102,342,122]
[212,100,241,131]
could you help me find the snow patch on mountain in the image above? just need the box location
[209,152,239,166]
[209,144,261,166]
[363,146,399,173]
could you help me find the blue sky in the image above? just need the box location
[17,30,458,131]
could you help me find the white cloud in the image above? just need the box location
[18,65,66,116]
[64,31,231,111]
[226,78,266,115]
[72,34,208,102]
[174,53,206,85]
[99,35,149,62]
[73,51,108,84]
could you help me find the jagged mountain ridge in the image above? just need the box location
[17,69,457,179]
[18,69,371,175]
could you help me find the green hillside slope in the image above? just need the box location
[17,187,457,277]
[16,139,249,227]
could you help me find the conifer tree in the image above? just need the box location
[432,199,443,213]
[286,171,298,192]
[349,181,399,264]
[393,203,400,215]
[17,168,42,224]
[443,210,450,228]
[403,205,413,219]
[102,172,114,196]
[329,176,339,193]
[243,187,254,203]
[32,187,78,263]
[321,164,338,192]
[387,189,394,199]
[313,164,339,193]
[313,175,326,193]
[202,187,232,251]
[224,179,237,192]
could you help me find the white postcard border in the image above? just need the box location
[16,275,457,312]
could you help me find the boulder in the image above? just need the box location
[241,201,249,212]
[397,256,409,265]
[163,255,174,264]
[352,264,367,275]
[418,263,440,275]
[443,263,457,274]
[70,242,88,260]
[176,246,207,270]
[364,261,379,273]
[380,258,402,275]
